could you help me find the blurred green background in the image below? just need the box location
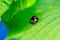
[0,0,60,40]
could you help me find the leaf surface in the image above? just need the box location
[1,0,60,40]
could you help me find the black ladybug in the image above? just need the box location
[30,16,39,24]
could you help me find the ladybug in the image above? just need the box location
[30,16,39,24]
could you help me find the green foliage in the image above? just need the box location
[0,0,60,40]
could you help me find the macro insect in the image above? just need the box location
[30,16,39,24]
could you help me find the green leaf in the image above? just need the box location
[1,0,60,40]
[0,0,13,17]
[1,0,37,37]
